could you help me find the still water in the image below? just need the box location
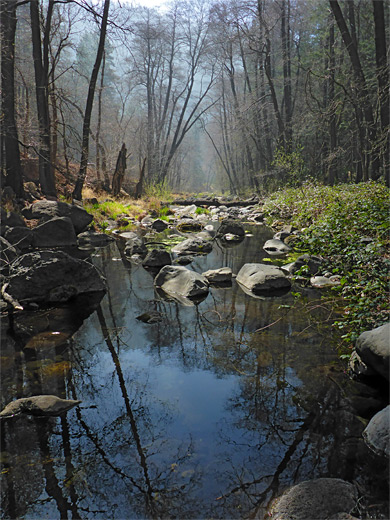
[1,224,387,519]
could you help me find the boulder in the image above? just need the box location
[22,200,92,234]
[289,254,323,276]
[123,233,148,257]
[77,231,114,248]
[173,255,193,266]
[310,275,340,289]
[32,216,77,247]
[142,248,172,268]
[355,323,390,381]
[0,209,26,233]
[152,219,168,232]
[4,226,33,251]
[267,478,358,520]
[273,230,291,241]
[263,238,291,255]
[216,218,245,238]
[154,265,209,300]
[0,395,81,418]
[363,405,390,458]
[4,250,106,304]
[202,267,232,284]
[172,236,212,256]
[236,263,291,294]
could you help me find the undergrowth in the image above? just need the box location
[263,181,390,350]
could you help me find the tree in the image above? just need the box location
[1,0,25,197]
[30,0,57,196]
[73,0,110,201]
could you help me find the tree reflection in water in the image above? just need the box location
[1,226,387,519]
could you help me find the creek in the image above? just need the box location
[0,222,387,519]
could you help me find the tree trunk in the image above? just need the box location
[281,0,292,149]
[96,51,106,184]
[327,18,337,185]
[329,0,380,180]
[112,143,127,197]
[372,0,389,184]
[135,157,146,199]
[1,0,24,197]
[30,0,56,197]
[73,0,110,200]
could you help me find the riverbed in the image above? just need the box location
[1,222,387,519]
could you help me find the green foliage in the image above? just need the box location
[144,180,172,201]
[195,207,210,215]
[272,145,307,187]
[264,181,390,347]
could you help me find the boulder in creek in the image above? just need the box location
[152,218,168,232]
[32,216,77,247]
[22,200,92,234]
[172,236,212,256]
[236,263,291,294]
[0,395,81,419]
[4,249,106,305]
[216,218,245,238]
[266,478,359,520]
[288,254,323,276]
[355,322,390,381]
[363,405,390,458]
[142,248,172,268]
[202,267,232,284]
[154,265,209,301]
[263,238,291,255]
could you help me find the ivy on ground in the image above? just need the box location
[263,181,390,348]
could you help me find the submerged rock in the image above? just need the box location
[363,405,390,458]
[355,322,390,381]
[4,250,106,304]
[236,263,291,294]
[0,395,81,418]
[154,265,209,301]
[266,478,358,520]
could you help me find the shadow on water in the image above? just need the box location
[1,224,388,519]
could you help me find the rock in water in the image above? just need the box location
[363,405,390,458]
[0,395,81,418]
[236,263,291,294]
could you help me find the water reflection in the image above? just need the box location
[1,225,388,519]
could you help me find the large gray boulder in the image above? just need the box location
[267,478,358,520]
[32,216,77,247]
[263,238,291,255]
[4,250,105,304]
[22,200,92,234]
[355,322,390,381]
[236,263,291,294]
[363,405,390,458]
[172,236,212,256]
[202,267,232,284]
[154,265,209,300]
[216,218,245,238]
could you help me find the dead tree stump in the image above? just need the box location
[112,143,127,196]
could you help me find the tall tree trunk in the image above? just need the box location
[111,143,127,197]
[1,0,24,197]
[327,18,337,185]
[30,0,56,197]
[372,0,389,184]
[73,0,110,201]
[281,0,292,150]
[329,0,380,180]
[95,51,106,184]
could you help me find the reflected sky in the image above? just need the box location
[1,224,387,519]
